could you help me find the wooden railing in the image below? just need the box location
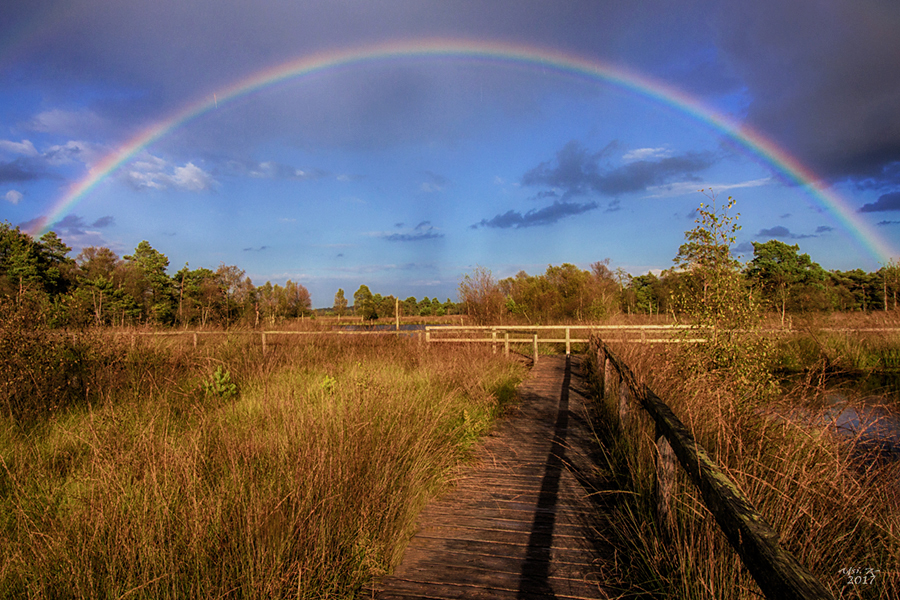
[425,325,700,362]
[590,335,834,600]
[111,328,416,354]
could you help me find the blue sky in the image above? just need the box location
[2,1,899,307]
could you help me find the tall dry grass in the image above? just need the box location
[584,339,900,599]
[0,330,524,598]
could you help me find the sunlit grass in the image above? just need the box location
[0,332,524,598]
[584,337,900,599]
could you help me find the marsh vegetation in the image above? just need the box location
[0,326,524,598]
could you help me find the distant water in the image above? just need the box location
[772,377,900,463]
[820,393,900,455]
[335,324,427,332]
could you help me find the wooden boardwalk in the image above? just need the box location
[364,355,619,599]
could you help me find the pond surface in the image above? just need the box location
[336,323,427,331]
[780,372,900,458]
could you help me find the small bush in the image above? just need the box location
[203,365,238,400]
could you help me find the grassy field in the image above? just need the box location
[583,325,900,599]
[0,327,525,598]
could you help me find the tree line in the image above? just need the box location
[0,222,461,328]
[4,215,898,329]
[0,223,312,327]
[457,241,900,325]
[341,285,459,320]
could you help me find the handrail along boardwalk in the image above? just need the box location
[590,335,835,600]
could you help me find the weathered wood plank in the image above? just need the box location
[366,355,617,599]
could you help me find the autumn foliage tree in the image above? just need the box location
[458,266,505,324]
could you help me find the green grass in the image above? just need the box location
[0,331,524,598]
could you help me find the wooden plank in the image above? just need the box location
[368,355,617,599]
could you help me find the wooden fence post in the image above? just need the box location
[603,357,613,401]
[261,332,267,355]
[565,326,571,355]
[618,375,631,429]
[532,333,538,365]
[656,427,677,536]
[596,345,604,397]
[491,328,497,354]
[425,328,431,345]
[592,342,836,600]
[193,332,198,348]
[504,331,510,356]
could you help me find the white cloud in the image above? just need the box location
[27,109,106,136]
[644,177,772,198]
[43,140,98,166]
[131,155,168,172]
[419,182,443,193]
[623,147,673,161]
[0,139,38,157]
[124,153,215,192]
[127,170,166,190]
[249,161,275,178]
[4,190,23,204]
[172,162,213,191]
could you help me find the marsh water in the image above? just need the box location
[782,372,900,457]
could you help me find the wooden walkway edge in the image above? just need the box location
[362,355,620,599]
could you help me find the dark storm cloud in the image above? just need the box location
[383,221,444,242]
[473,200,598,229]
[596,154,712,195]
[10,0,900,190]
[44,214,114,236]
[53,215,89,235]
[18,216,45,232]
[859,192,900,213]
[521,141,615,197]
[713,2,900,184]
[3,1,726,156]
[756,226,814,240]
[92,216,115,228]
[421,171,449,188]
[0,159,42,183]
[815,225,833,234]
[478,139,713,230]
[522,140,715,199]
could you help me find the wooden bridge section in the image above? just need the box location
[365,355,618,599]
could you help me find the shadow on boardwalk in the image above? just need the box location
[363,355,628,599]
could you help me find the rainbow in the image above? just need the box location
[32,38,896,262]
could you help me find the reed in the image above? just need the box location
[0,330,524,598]
[584,339,900,599]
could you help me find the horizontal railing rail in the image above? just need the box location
[101,328,416,354]
[589,335,834,600]
[425,325,703,362]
